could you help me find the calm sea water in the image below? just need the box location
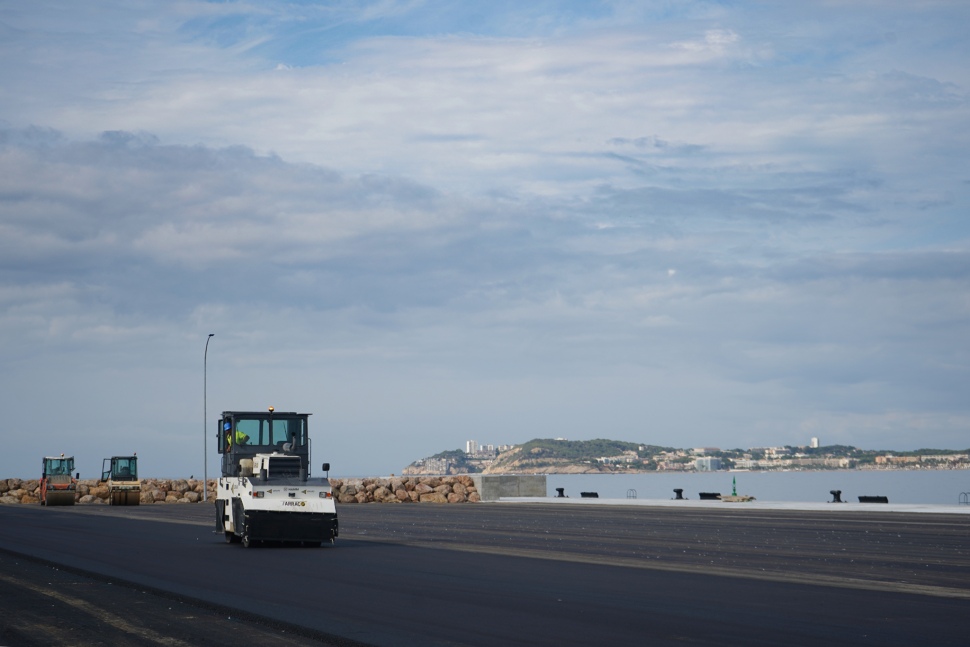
[545,469,970,505]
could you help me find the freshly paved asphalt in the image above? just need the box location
[1,501,968,646]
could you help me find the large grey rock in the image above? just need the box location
[414,483,434,495]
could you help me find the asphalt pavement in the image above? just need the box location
[1,501,968,646]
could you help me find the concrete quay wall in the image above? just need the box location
[470,474,547,501]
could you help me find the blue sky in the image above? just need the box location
[1,1,968,478]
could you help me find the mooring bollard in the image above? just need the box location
[673,488,684,500]
[555,487,566,498]
[829,489,843,503]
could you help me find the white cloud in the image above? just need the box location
[1,2,969,477]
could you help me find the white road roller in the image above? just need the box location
[215,407,338,548]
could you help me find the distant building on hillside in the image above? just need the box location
[810,437,820,448]
[466,440,478,454]
[694,457,722,472]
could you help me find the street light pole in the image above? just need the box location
[204,333,215,502]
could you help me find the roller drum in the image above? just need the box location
[110,489,141,505]
[45,490,75,506]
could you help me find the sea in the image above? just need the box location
[543,469,970,505]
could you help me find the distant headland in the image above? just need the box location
[402,438,970,476]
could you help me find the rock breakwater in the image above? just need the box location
[0,475,479,505]
[0,478,218,505]
[330,475,480,503]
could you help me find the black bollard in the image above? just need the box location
[673,488,684,500]
[829,489,843,503]
[555,487,566,498]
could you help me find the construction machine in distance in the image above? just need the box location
[216,407,338,548]
[40,454,78,506]
[101,455,141,505]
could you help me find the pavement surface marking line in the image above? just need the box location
[0,572,194,647]
[347,534,970,600]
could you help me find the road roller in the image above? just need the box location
[40,454,78,506]
[216,407,338,548]
[101,455,141,505]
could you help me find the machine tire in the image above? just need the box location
[224,531,238,544]
[242,534,252,548]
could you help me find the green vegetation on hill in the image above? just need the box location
[897,448,970,456]
[430,449,467,461]
[427,449,477,471]
[514,438,673,459]
[800,445,858,456]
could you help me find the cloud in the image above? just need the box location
[1,2,969,477]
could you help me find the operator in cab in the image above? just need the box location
[226,421,250,449]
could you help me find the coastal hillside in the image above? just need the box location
[402,438,679,475]
[402,439,970,475]
[484,438,674,474]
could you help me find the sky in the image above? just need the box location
[1,1,968,479]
